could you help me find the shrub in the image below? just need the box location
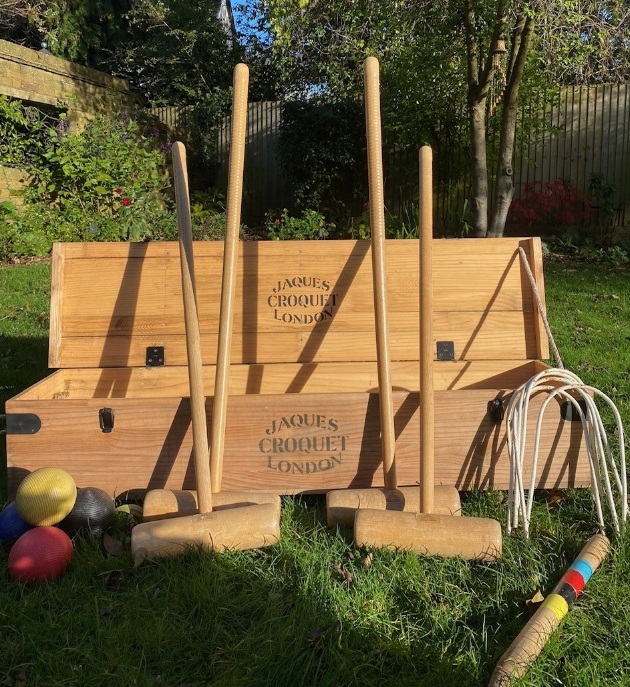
[509,179,592,230]
[266,208,334,241]
[23,108,173,243]
[277,99,367,228]
[0,102,185,259]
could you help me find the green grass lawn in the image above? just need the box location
[1,256,629,687]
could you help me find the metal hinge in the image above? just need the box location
[146,346,165,367]
[436,341,455,361]
[0,413,42,435]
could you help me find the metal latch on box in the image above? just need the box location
[99,407,114,433]
[488,398,505,425]
[0,413,41,435]
[561,399,588,422]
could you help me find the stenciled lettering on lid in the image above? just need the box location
[267,276,339,324]
[258,412,349,475]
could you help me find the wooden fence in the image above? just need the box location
[173,83,630,232]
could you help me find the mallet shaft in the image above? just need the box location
[419,145,434,514]
[211,63,249,493]
[173,142,212,515]
[365,55,396,490]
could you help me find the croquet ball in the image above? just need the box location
[15,467,77,526]
[0,502,33,543]
[8,526,73,583]
[58,487,115,537]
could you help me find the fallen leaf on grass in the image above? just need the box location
[611,294,620,300]
[98,570,124,589]
[546,490,568,509]
[308,625,333,647]
[332,564,353,586]
[100,602,118,617]
[133,546,148,568]
[363,553,373,569]
[526,590,545,610]
[103,533,124,556]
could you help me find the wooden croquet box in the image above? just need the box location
[4,237,590,497]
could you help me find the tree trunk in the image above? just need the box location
[463,0,507,238]
[487,15,535,237]
[470,101,489,237]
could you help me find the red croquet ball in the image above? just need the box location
[8,526,73,583]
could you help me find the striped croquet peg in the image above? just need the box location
[488,534,609,686]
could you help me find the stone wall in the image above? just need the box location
[0,166,29,205]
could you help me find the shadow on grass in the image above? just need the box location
[0,335,49,499]
[0,498,516,687]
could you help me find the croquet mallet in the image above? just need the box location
[353,144,502,560]
[130,68,280,560]
[141,64,280,523]
[326,56,460,529]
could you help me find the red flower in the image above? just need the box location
[114,188,122,195]
[121,197,131,206]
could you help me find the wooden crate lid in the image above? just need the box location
[49,237,548,369]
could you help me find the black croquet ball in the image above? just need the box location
[58,487,115,537]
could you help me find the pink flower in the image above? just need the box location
[121,197,131,206]
[114,188,122,195]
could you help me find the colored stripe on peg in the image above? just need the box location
[562,569,586,597]
[552,581,577,607]
[569,558,593,584]
[541,593,569,622]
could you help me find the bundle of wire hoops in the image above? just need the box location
[506,248,628,539]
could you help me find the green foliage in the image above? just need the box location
[0,95,58,168]
[21,108,174,243]
[544,229,630,266]
[0,0,133,63]
[533,0,630,85]
[190,189,226,241]
[588,173,616,244]
[0,101,181,258]
[266,208,333,241]
[102,0,239,107]
[277,99,367,227]
[385,202,419,239]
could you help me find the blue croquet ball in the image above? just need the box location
[0,502,33,543]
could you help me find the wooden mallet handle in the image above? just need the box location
[488,534,610,686]
[419,145,434,514]
[211,63,249,494]
[364,55,396,490]
[172,141,212,515]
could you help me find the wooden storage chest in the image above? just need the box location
[5,237,590,497]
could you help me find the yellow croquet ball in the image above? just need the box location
[16,467,77,526]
